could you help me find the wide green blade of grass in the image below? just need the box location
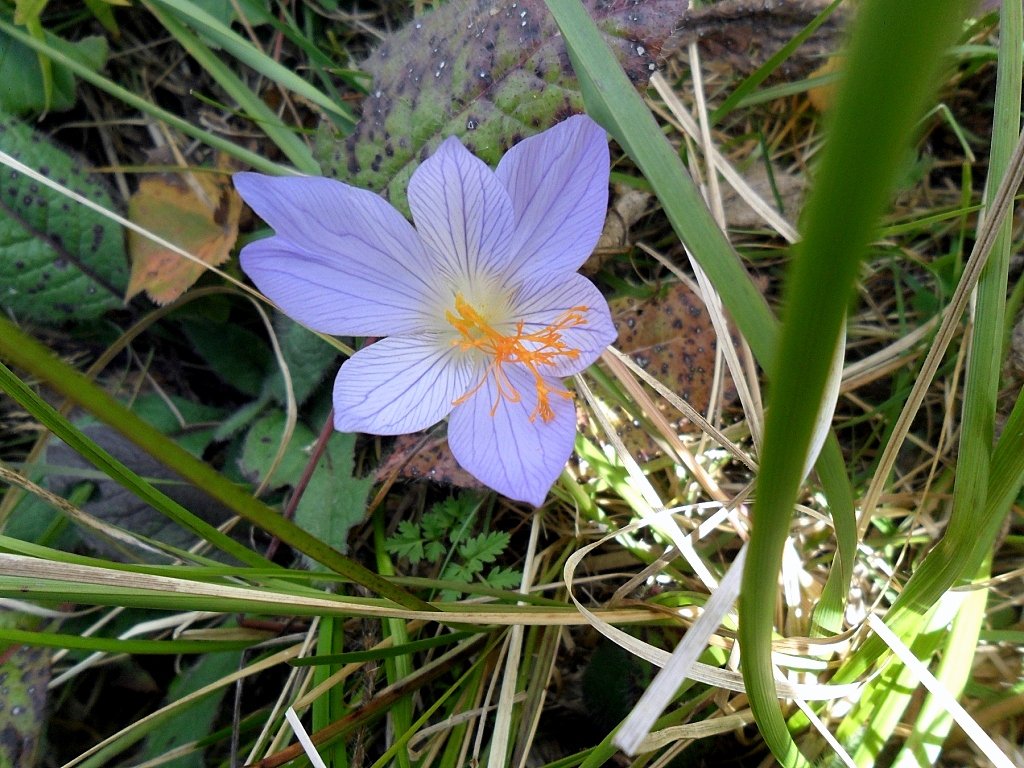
[738,1,970,761]
[0,317,432,611]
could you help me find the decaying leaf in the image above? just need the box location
[376,431,484,492]
[720,162,805,231]
[126,164,241,304]
[609,282,739,459]
[0,640,49,767]
[588,186,654,274]
[319,0,684,212]
[676,0,845,80]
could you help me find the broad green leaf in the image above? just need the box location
[294,431,372,562]
[0,113,127,322]
[267,316,339,407]
[140,650,243,768]
[179,317,270,398]
[317,0,682,212]
[239,411,316,489]
[0,617,48,767]
[0,29,107,114]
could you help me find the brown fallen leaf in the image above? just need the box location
[126,164,241,304]
[608,282,739,461]
[375,431,484,491]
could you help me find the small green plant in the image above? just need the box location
[385,494,522,600]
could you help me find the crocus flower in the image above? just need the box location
[235,115,616,505]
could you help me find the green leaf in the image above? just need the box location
[318,0,682,212]
[202,0,272,27]
[131,393,226,458]
[180,318,271,398]
[441,558,482,583]
[293,431,372,563]
[0,27,107,114]
[0,113,127,323]
[140,650,243,768]
[458,531,509,567]
[423,540,447,563]
[267,316,338,407]
[486,565,522,591]
[384,520,425,564]
[0,614,48,767]
[239,411,316,489]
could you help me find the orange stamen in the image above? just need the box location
[446,293,587,422]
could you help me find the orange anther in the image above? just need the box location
[446,294,587,422]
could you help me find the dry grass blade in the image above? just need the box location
[0,553,659,626]
[562,509,863,701]
[650,72,800,243]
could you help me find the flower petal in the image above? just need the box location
[333,335,483,436]
[407,137,515,283]
[495,115,609,278]
[235,173,441,336]
[509,273,617,376]
[448,366,577,506]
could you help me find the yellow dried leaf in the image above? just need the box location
[126,168,241,305]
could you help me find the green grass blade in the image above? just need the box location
[374,515,414,768]
[0,317,433,611]
[830,0,1024,690]
[0,16,295,176]
[543,0,778,370]
[942,0,1021,611]
[834,309,1024,686]
[0,626,259,654]
[0,361,272,569]
[810,432,857,635]
[735,0,970,762]
[709,0,844,125]
[144,1,319,174]
[147,0,355,126]
[892,559,990,766]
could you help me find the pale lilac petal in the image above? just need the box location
[333,336,483,435]
[235,173,441,336]
[495,115,609,278]
[508,273,616,377]
[407,137,515,282]
[448,366,576,506]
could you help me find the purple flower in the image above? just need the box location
[234,115,616,506]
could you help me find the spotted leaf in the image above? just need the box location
[318,0,683,212]
[0,114,127,323]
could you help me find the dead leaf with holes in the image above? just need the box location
[126,163,241,305]
[608,282,739,461]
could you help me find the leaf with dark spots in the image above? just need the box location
[317,0,684,212]
[376,430,484,492]
[610,282,740,460]
[0,639,48,768]
[0,113,128,323]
